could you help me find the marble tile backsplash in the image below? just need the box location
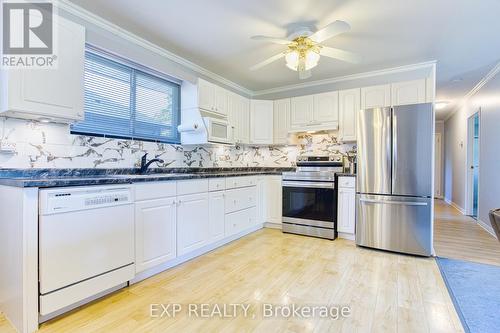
[0,117,356,169]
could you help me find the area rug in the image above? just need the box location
[436,257,500,333]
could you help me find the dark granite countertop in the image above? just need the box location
[0,167,295,188]
[336,173,356,177]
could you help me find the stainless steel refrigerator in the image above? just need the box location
[356,103,433,256]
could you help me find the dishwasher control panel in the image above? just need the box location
[40,185,133,215]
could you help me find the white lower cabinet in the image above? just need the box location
[135,198,177,273]
[337,177,356,237]
[176,193,210,256]
[209,191,225,243]
[225,207,257,237]
[265,176,282,225]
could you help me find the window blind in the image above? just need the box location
[71,49,181,143]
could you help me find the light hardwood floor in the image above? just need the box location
[0,228,463,333]
[433,199,500,266]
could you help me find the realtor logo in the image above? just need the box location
[1,1,57,68]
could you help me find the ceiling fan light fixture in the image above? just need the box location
[285,51,299,71]
[305,49,320,70]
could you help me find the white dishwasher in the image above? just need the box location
[39,185,135,316]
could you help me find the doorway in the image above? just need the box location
[466,111,480,219]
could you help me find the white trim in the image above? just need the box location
[444,197,466,214]
[338,232,355,241]
[252,61,437,96]
[477,219,497,239]
[264,222,282,229]
[445,61,500,121]
[56,0,253,96]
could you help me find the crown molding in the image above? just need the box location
[56,0,253,96]
[252,60,437,96]
[444,60,500,121]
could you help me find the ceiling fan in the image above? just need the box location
[250,20,360,79]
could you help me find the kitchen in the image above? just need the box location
[1,1,500,333]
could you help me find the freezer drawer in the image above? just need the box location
[355,194,432,256]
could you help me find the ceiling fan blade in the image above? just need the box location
[299,70,312,80]
[309,20,351,43]
[251,35,291,45]
[320,46,361,63]
[249,52,285,71]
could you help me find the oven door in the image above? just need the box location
[282,180,336,228]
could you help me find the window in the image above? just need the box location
[71,47,181,143]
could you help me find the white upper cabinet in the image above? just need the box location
[391,79,426,106]
[250,100,273,144]
[290,95,314,129]
[313,91,339,127]
[360,84,391,109]
[228,93,250,144]
[339,88,360,142]
[197,78,227,115]
[273,98,290,144]
[0,16,85,123]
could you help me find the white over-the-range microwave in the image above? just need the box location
[203,117,232,144]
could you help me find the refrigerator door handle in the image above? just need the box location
[359,198,428,206]
[392,108,397,193]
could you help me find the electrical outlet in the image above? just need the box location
[0,141,17,154]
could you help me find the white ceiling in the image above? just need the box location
[68,0,500,120]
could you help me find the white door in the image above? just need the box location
[7,16,85,122]
[337,188,356,234]
[434,133,443,198]
[227,92,239,142]
[290,95,314,128]
[391,79,426,106]
[215,86,228,115]
[313,91,339,125]
[177,193,209,256]
[135,198,177,273]
[198,79,216,112]
[360,84,391,109]
[239,97,250,144]
[250,100,273,144]
[273,98,290,144]
[209,191,226,242]
[265,176,282,224]
[339,88,360,142]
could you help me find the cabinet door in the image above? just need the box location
[290,95,314,128]
[215,86,228,115]
[265,176,282,224]
[177,193,209,256]
[198,79,216,111]
[209,191,225,242]
[391,79,426,106]
[313,91,339,125]
[6,16,85,122]
[250,100,273,144]
[360,84,391,109]
[339,88,360,142]
[135,198,177,273]
[227,92,239,142]
[337,188,356,234]
[273,98,290,144]
[239,97,250,144]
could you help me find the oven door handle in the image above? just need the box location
[282,181,335,189]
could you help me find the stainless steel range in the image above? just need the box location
[282,155,343,240]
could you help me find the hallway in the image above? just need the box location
[434,200,500,266]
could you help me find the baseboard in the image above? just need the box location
[338,232,355,241]
[264,222,282,229]
[444,198,466,214]
[131,223,264,284]
[477,219,497,239]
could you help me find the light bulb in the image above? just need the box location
[285,51,299,71]
[305,50,320,70]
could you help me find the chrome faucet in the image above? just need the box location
[139,153,164,173]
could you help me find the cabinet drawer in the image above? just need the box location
[338,177,356,189]
[177,179,209,196]
[225,207,256,236]
[135,182,176,201]
[209,178,226,191]
[225,187,257,213]
[225,176,257,189]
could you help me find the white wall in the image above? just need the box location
[444,71,500,228]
